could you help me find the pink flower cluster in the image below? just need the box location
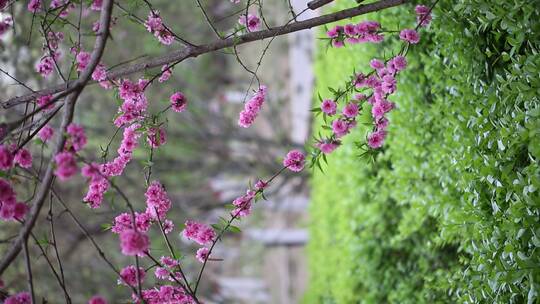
[88,295,107,304]
[37,94,54,110]
[238,85,267,128]
[114,79,148,127]
[27,0,41,12]
[112,212,152,234]
[90,0,103,11]
[0,178,29,221]
[4,291,31,304]
[327,21,383,47]
[170,92,187,113]
[144,11,174,45]
[145,180,172,219]
[76,51,91,71]
[154,256,181,281]
[182,220,216,245]
[232,189,256,218]
[415,5,432,27]
[35,31,64,78]
[66,123,87,152]
[136,285,195,304]
[159,65,173,83]
[283,149,305,172]
[0,16,12,37]
[146,127,167,148]
[399,29,420,44]
[119,229,149,256]
[238,13,260,32]
[82,163,109,208]
[118,265,146,287]
[54,151,78,181]
[38,125,54,142]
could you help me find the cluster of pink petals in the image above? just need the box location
[54,151,78,181]
[182,220,216,245]
[136,285,195,304]
[14,148,32,168]
[112,212,152,234]
[154,256,181,281]
[0,144,13,170]
[90,0,103,11]
[321,99,337,115]
[114,79,148,127]
[38,125,54,142]
[91,63,108,82]
[238,85,267,128]
[159,65,173,83]
[118,265,146,287]
[145,180,172,219]
[27,0,41,12]
[82,162,109,208]
[88,295,107,304]
[283,150,305,172]
[327,21,383,47]
[232,189,256,218]
[146,127,167,148]
[37,94,54,110]
[196,247,210,263]
[170,92,187,113]
[316,140,340,154]
[4,291,31,304]
[415,5,432,27]
[66,123,87,152]
[50,0,72,18]
[36,56,55,77]
[76,51,91,72]
[399,29,420,44]
[0,16,12,37]
[0,178,29,221]
[144,11,174,45]
[100,123,141,177]
[238,13,260,32]
[119,229,149,256]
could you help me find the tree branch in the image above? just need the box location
[0,0,115,276]
[1,0,406,108]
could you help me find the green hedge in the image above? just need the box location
[305,0,540,303]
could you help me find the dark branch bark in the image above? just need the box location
[1,0,406,108]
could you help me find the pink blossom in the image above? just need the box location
[196,247,210,263]
[92,63,107,81]
[321,99,337,115]
[145,180,172,219]
[88,295,107,304]
[238,14,260,32]
[283,149,305,172]
[36,56,54,77]
[38,125,54,142]
[316,140,340,154]
[66,123,87,152]
[0,17,12,37]
[54,152,77,181]
[238,86,267,128]
[387,55,407,74]
[112,212,152,234]
[342,102,359,118]
[162,219,174,234]
[399,29,420,44]
[232,190,256,218]
[83,175,109,208]
[155,267,170,280]
[14,148,32,168]
[119,229,149,256]
[160,256,179,268]
[146,127,167,148]
[118,265,146,286]
[159,65,173,83]
[170,92,187,113]
[415,5,432,27]
[182,220,216,245]
[4,291,31,304]
[27,0,41,12]
[254,179,268,190]
[331,119,349,137]
[76,51,91,71]
[0,178,15,202]
[367,130,387,149]
[144,11,174,45]
[90,0,103,10]
[370,59,385,71]
[355,21,383,43]
[37,94,54,110]
[0,145,14,171]
[376,117,389,131]
[381,74,396,94]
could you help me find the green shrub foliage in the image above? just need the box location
[305,0,540,303]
